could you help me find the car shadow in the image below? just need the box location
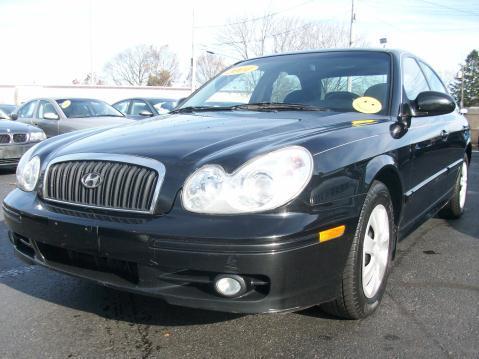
[2,263,246,326]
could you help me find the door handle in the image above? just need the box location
[440,130,448,141]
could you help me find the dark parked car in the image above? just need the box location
[4,50,471,319]
[112,97,177,119]
[0,104,16,120]
[0,119,45,167]
[12,98,132,137]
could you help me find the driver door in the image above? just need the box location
[34,100,60,137]
[401,57,451,226]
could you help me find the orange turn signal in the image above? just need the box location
[319,225,346,243]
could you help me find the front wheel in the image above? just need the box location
[321,181,395,319]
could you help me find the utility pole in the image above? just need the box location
[460,65,465,109]
[190,8,197,92]
[88,0,94,85]
[348,0,355,48]
[347,0,355,91]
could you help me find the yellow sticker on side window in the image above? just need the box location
[60,100,71,109]
[222,65,258,76]
[352,96,382,114]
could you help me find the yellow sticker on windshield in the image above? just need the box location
[352,96,382,114]
[222,65,258,76]
[60,100,71,109]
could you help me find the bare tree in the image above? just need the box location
[216,15,364,60]
[104,45,179,86]
[216,14,276,59]
[196,53,227,85]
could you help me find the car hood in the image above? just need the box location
[0,119,39,132]
[45,110,387,213]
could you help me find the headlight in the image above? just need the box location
[182,146,313,214]
[16,155,41,192]
[29,131,46,142]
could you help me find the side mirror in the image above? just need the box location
[139,110,154,117]
[460,108,468,115]
[414,91,455,117]
[10,113,18,121]
[43,112,59,120]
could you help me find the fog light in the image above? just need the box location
[214,274,247,297]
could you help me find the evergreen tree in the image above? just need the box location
[450,50,479,107]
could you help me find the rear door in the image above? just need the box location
[401,57,450,226]
[34,100,60,137]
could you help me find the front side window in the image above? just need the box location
[18,100,37,118]
[113,100,130,115]
[418,62,447,94]
[403,57,429,100]
[181,52,391,115]
[37,100,58,119]
[151,99,177,113]
[130,100,149,115]
[56,99,124,118]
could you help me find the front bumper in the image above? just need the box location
[0,143,36,166]
[3,189,362,313]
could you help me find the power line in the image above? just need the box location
[414,0,479,16]
[204,20,322,47]
[194,0,316,29]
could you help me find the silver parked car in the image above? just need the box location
[12,98,133,137]
[0,119,46,167]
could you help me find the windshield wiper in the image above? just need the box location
[171,102,328,114]
[170,106,234,114]
[231,102,328,112]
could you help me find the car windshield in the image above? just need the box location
[56,99,124,118]
[0,105,15,115]
[150,99,177,113]
[180,51,391,115]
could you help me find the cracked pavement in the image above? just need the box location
[0,153,477,358]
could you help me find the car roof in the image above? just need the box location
[235,48,411,63]
[113,97,177,103]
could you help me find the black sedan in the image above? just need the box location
[112,97,178,119]
[3,49,471,319]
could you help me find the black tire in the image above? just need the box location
[439,155,469,219]
[321,181,396,319]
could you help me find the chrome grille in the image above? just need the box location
[43,155,165,213]
[13,133,28,143]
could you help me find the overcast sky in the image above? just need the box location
[0,0,477,85]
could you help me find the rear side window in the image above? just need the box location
[418,62,447,94]
[403,58,429,100]
[18,100,37,118]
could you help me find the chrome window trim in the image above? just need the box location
[42,153,166,214]
[0,132,30,145]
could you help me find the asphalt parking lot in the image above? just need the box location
[0,153,477,359]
